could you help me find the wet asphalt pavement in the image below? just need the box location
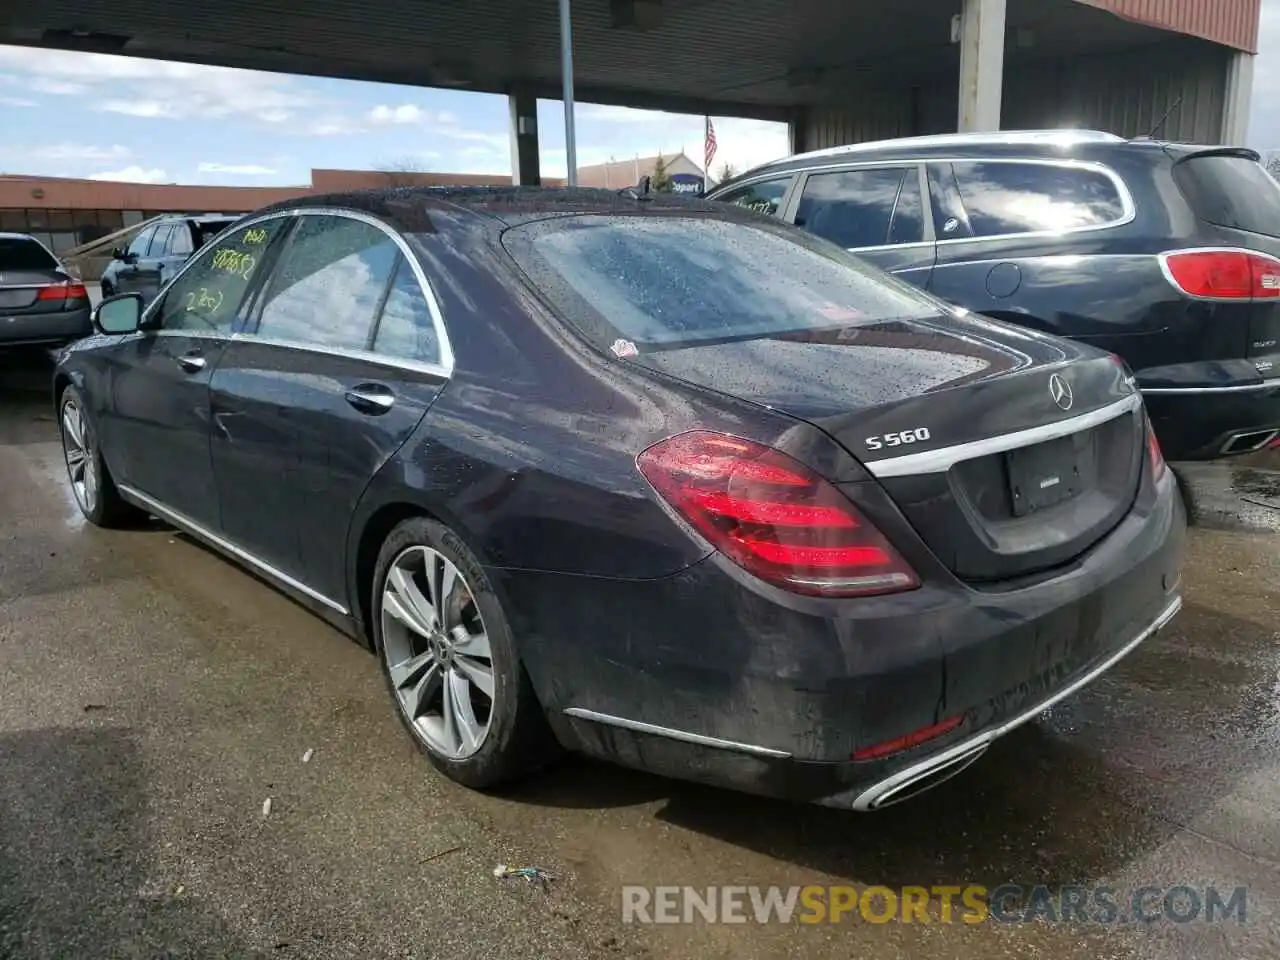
[1,349,1278,960]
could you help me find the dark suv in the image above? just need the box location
[101,214,237,304]
[707,130,1280,460]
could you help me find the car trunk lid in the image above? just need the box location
[0,269,73,314]
[640,315,1145,583]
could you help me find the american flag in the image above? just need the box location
[704,118,717,176]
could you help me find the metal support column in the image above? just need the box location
[559,0,578,186]
[956,0,1006,132]
[1222,51,1255,146]
[508,89,541,185]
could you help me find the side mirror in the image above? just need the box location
[93,293,144,335]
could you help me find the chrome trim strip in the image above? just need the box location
[793,129,1125,162]
[229,333,451,379]
[140,206,455,376]
[851,594,1183,812]
[562,708,793,759]
[863,393,1142,479]
[117,484,349,615]
[1141,381,1279,395]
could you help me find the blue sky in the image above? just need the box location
[0,45,790,186]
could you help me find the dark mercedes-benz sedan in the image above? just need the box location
[53,187,1185,810]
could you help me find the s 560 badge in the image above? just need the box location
[866,427,932,451]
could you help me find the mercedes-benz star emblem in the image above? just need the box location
[1048,373,1074,411]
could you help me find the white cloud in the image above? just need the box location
[34,143,134,162]
[0,94,34,107]
[579,103,679,124]
[303,115,368,137]
[100,99,173,118]
[89,165,168,183]
[369,104,429,125]
[30,77,86,96]
[0,46,319,126]
[197,162,278,175]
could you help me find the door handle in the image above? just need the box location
[177,353,206,373]
[344,384,395,414]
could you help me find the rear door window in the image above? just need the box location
[254,215,400,351]
[371,257,441,364]
[794,167,913,248]
[949,162,1127,237]
[0,236,57,270]
[503,215,948,353]
[715,177,793,216]
[1173,154,1280,237]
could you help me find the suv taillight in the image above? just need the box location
[1159,248,1280,301]
[637,431,920,598]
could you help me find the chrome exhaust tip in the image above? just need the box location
[1219,429,1279,456]
[852,741,990,812]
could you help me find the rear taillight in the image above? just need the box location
[1159,248,1280,301]
[37,282,89,303]
[637,431,920,598]
[1145,413,1167,481]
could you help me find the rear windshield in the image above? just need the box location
[0,236,57,271]
[503,215,946,352]
[1173,154,1280,237]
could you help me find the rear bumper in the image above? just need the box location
[1141,375,1280,459]
[500,467,1186,806]
[0,306,92,348]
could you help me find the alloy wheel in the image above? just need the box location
[380,545,495,760]
[61,398,98,516]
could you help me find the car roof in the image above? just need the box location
[715,130,1261,188]
[0,231,41,241]
[242,185,771,234]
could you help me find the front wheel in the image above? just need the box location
[372,517,554,789]
[59,385,144,528]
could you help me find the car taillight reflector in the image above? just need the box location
[851,714,965,761]
[36,282,89,302]
[1145,412,1167,482]
[1159,249,1280,301]
[637,431,920,598]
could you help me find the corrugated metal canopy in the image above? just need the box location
[0,0,1253,119]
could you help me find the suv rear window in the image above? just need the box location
[0,236,57,271]
[1173,154,1280,237]
[503,215,948,352]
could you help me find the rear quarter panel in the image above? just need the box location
[923,149,1248,372]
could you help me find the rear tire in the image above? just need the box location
[371,516,555,789]
[58,384,145,529]
[100,280,114,299]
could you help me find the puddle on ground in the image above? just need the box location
[1175,462,1280,533]
[1231,467,1280,508]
